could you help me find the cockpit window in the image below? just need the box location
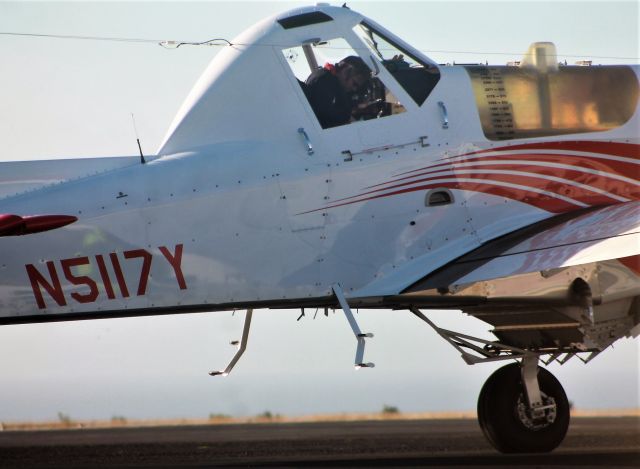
[354,22,440,106]
[277,11,333,30]
[283,38,406,129]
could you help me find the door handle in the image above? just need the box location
[437,101,449,129]
[298,127,314,155]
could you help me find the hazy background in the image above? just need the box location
[0,0,638,422]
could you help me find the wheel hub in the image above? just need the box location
[516,392,557,430]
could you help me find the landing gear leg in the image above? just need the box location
[209,308,253,377]
[477,359,570,453]
[332,284,374,369]
[408,307,573,453]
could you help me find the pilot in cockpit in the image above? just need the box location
[302,56,373,129]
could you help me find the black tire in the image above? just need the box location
[477,362,570,453]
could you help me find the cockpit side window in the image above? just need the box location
[354,22,440,106]
[282,38,406,129]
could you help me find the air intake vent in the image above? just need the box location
[425,189,454,207]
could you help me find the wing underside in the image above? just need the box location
[399,202,640,351]
[406,201,640,295]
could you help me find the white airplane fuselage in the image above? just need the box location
[1,5,639,320]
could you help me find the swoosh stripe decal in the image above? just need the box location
[471,141,640,159]
[396,150,640,179]
[340,168,630,205]
[299,178,588,215]
[301,141,640,215]
[370,158,640,191]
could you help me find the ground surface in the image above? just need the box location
[0,417,638,468]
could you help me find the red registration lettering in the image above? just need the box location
[60,257,99,304]
[26,262,67,309]
[159,244,187,290]
[95,254,116,299]
[109,252,130,298]
[123,249,153,296]
[25,243,187,308]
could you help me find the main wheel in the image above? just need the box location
[477,363,570,453]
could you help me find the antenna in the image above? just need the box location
[130,113,146,164]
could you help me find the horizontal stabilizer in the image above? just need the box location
[0,214,77,237]
[0,156,143,200]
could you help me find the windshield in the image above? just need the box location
[282,38,407,129]
[354,22,440,106]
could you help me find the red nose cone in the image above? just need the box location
[0,214,78,237]
[22,215,78,234]
[0,214,25,236]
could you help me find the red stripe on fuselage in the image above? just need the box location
[393,149,640,182]
[336,164,631,207]
[301,178,582,215]
[301,141,640,215]
[471,141,640,159]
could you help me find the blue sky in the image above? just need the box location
[0,1,638,421]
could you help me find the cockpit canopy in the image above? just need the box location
[278,10,440,128]
[158,4,441,153]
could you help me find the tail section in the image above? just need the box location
[0,156,142,200]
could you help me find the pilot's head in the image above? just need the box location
[335,56,371,94]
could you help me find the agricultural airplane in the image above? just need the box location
[1,3,638,453]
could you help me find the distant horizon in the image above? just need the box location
[3,406,639,429]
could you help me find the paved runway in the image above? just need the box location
[0,417,638,468]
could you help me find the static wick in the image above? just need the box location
[131,113,146,164]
